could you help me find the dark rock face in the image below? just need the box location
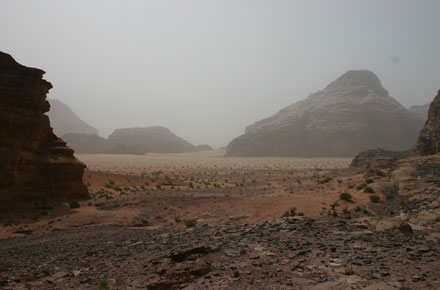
[47,99,98,136]
[416,90,440,155]
[226,70,424,157]
[0,52,88,203]
[107,126,201,154]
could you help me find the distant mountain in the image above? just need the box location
[107,126,204,154]
[226,70,424,157]
[47,99,98,136]
[62,133,109,154]
[64,126,211,155]
[410,103,430,123]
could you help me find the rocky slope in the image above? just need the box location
[226,70,424,157]
[47,99,98,136]
[107,126,208,154]
[0,51,88,205]
[0,214,438,289]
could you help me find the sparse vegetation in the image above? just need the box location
[370,195,381,203]
[98,281,111,290]
[366,178,374,184]
[364,186,374,193]
[184,219,197,228]
[339,192,352,202]
[69,201,80,209]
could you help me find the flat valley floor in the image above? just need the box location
[0,153,439,289]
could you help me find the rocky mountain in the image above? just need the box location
[63,127,211,155]
[47,99,98,136]
[0,52,88,205]
[416,89,440,155]
[226,70,424,157]
[410,103,430,123]
[107,126,204,154]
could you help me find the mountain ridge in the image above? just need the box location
[226,70,424,157]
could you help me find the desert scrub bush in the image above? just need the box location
[184,219,197,228]
[339,192,352,202]
[375,170,386,177]
[364,186,374,193]
[385,192,394,200]
[282,207,297,217]
[68,201,80,209]
[98,281,111,290]
[370,195,381,203]
[318,177,333,184]
[357,183,367,190]
[366,178,374,184]
[360,235,374,243]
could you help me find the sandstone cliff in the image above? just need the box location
[47,99,98,136]
[416,90,440,155]
[0,52,88,204]
[226,70,424,157]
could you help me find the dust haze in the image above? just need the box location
[1,0,439,147]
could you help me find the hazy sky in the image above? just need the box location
[1,0,440,147]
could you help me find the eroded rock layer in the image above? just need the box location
[0,52,88,203]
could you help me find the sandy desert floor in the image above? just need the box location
[1,154,439,290]
[1,154,388,239]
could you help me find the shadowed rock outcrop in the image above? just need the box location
[226,70,423,157]
[0,52,88,204]
[416,90,440,155]
[350,148,414,170]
